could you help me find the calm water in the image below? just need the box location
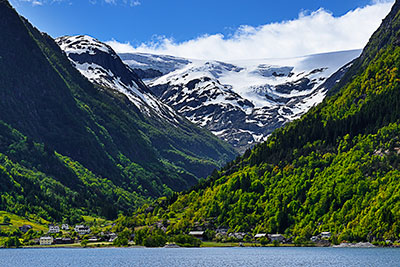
[0,247,399,267]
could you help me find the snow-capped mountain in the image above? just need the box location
[119,53,190,79]
[56,35,181,125]
[122,50,361,152]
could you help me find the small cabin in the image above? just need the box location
[108,233,118,242]
[321,232,332,239]
[269,234,285,243]
[88,237,98,242]
[62,238,73,244]
[254,233,267,239]
[189,231,205,240]
[19,225,33,233]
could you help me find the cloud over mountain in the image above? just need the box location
[107,1,394,60]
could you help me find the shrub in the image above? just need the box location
[113,237,129,247]
[4,236,21,248]
[80,240,88,247]
[260,237,269,246]
[172,234,202,247]
[143,235,166,247]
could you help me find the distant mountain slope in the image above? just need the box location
[119,52,190,79]
[126,1,400,243]
[56,36,180,125]
[0,0,236,221]
[121,50,361,152]
[55,35,236,177]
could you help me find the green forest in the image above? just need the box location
[0,0,235,224]
[116,1,400,245]
[3,0,400,248]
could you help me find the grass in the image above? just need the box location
[25,242,117,248]
[201,241,239,247]
[82,215,112,226]
[200,241,298,248]
[82,215,113,232]
[0,211,48,232]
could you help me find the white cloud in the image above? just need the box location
[16,0,44,5]
[130,0,140,7]
[96,0,140,6]
[13,0,69,6]
[107,1,395,60]
[15,0,140,6]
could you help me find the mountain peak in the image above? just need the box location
[125,50,361,152]
[56,35,113,56]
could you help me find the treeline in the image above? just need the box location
[122,2,400,243]
[0,0,236,222]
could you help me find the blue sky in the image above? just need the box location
[9,0,395,60]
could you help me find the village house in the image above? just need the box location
[62,237,74,244]
[228,232,247,240]
[109,233,118,242]
[321,232,332,239]
[53,237,74,245]
[189,231,205,240]
[40,236,54,245]
[48,224,60,234]
[19,224,33,233]
[269,234,285,243]
[88,237,99,242]
[74,225,91,235]
[216,228,229,235]
[254,233,267,239]
[61,224,69,231]
[54,238,64,244]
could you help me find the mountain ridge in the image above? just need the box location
[123,0,400,243]
[121,50,361,152]
[0,1,236,221]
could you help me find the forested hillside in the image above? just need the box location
[124,1,400,243]
[0,0,236,222]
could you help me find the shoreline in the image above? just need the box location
[2,242,398,249]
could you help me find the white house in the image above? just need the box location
[61,224,69,231]
[88,237,98,242]
[40,236,54,245]
[109,233,118,242]
[75,225,91,235]
[189,231,204,240]
[254,233,267,239]
[321,232,332,239]
[228,232,247,240]
[48,225,60,234]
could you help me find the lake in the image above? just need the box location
[0,247,399,266]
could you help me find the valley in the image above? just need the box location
[1,0,400,253]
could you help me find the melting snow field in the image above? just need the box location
[56,34,362,151]
[126,49,362,150]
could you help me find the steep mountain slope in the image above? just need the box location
[127,1,400,242]
[54,35,236,177]
[121,51,361,152]
[56,35,182,126]
[119,52,190,79]
[0,0,236,221]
